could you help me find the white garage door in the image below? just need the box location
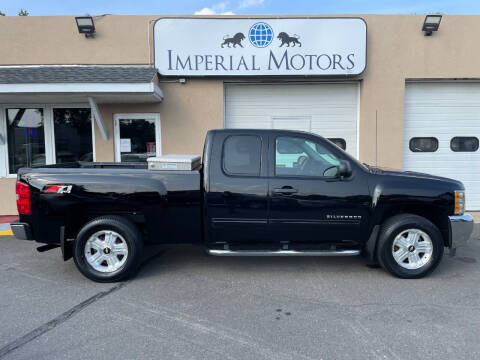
[404,82,480,210]
[225,83,359,157]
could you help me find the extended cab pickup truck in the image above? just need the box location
[11,129,474,282]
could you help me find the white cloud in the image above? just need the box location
[194,7,216,15]
[239,0,265,9]
[194,2,235,15]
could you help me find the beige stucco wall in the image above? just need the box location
[0,179,17,215]
[0,15,155,65]
[2,14,480,214]
[358,15,480,168]
[158,80,224,154]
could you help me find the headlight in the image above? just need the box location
[454,190,465,215]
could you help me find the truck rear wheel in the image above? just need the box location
[73,216,143,282]
[377,214,444,279]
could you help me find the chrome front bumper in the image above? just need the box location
[448,214,474,248]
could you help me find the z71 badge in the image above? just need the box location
[43,184,72,194]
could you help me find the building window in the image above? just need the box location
[119,118,155,162]
[409,137,438,152]
[275,136,340,177]
[6,108,46,174]
[1,105,96,176]
[450,137,479,152]
[327,138,347,150]
[223,135,261,176]
[114,115,161,162]
[53,108,93,163]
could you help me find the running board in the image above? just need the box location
[207,249,360,257]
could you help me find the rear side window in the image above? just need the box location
[450,137,479,152]
[327,138,346,150]
[409,137,438,152]
[223,135,261,176]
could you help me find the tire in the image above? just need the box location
[73,216,143,282]
[377,214,444,279]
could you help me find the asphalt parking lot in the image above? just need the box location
[1,225,479,360]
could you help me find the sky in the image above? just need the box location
[1,0,480,16]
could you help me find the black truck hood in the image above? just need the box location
[367,166,463,186]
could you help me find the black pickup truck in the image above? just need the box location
[11,129,474,282]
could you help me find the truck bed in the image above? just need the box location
[17,163,203,245]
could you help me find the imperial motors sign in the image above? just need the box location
[154,18,367,76]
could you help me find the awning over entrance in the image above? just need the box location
[0,65,163,140]
[0,65,163,104]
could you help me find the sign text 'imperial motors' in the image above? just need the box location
[154,18,367,76]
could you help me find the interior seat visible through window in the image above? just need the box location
[275,136,340,177]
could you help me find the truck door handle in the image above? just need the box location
[273,186,298,195]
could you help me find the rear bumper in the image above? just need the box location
[448,214,474,248]
[10,222,33,241]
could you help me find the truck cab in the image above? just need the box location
[204,129,371,251]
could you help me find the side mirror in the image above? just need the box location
[338,160,352,178]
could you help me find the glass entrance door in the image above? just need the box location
[114,114,161,162]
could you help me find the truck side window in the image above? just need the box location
[276,137,340,177]
[223,135,261,176]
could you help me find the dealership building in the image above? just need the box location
[0,14,479,214]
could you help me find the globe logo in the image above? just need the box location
[249,22,274,48]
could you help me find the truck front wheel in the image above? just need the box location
[377,214,444,279]
[73,216,143,282]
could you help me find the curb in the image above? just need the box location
[0,223,12,236]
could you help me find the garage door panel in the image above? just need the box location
[405,127,480,132]
[226,106,357,115]
[404,82,480,210]
[225,83,358,157]
[406,83,480,98]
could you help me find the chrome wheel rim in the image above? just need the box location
[392,229,433,270]
[84,230,128,273]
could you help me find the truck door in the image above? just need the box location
[268,133,371,245]
[205,131,269,245]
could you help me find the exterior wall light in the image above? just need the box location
[75,16,95,38]
[422,15,442,36]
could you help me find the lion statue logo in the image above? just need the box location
[221,33,246,48]
[277,32,302,47]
